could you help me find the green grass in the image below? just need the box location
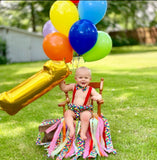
[111,45,157,54]
[0,49,157,160]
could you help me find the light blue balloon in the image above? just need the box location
[78,1,107,25]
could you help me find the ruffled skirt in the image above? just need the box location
[36,114,116,160]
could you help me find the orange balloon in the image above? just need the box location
[43,32,73,63]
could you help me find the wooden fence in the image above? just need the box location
[109,27,157,45]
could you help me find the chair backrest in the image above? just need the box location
[89,78,104,94]
[88,78,104,105]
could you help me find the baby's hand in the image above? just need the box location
[60,80,65,84]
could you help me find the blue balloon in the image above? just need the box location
[78,1,107,25]
[69,19,98,55]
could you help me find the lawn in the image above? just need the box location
[0,48,157,160]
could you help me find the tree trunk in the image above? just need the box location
[30,3,36,32]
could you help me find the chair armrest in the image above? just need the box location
[97,99,104,104]
[58,99,70,107]
[58,101,67,107]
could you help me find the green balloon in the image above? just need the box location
[83,31,112,62]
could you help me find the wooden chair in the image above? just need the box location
[58,78,104,116]
[38,78,104,143]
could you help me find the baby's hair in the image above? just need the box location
[75,66,91,77]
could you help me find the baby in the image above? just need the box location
[59,67,102,140]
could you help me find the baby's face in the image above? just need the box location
[75,69,91,87]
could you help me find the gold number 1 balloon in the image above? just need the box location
[0,60,71,115]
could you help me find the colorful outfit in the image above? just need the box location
[36,85,116,160]
[68,85,93,120]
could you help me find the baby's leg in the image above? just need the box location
[80,110,92,140]
[64,109,75,137]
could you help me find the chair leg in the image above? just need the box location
[97,103,101,116]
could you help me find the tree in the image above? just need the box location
[0,1,155,33]
[97,1,149,31]
[0,1,55,32]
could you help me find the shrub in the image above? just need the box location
[111,33,139,47]
[0,55,8,64]
[0,37,8,64]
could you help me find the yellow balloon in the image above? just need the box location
[50,1,79,37]
[0,60,71,115]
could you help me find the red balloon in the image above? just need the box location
[71,0,79,5]
[43,32,73,63]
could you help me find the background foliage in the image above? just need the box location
[0,1,157,33]
[0,37,8,64]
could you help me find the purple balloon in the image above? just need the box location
[42,20,58,37]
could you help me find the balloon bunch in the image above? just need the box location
[42,0,112,63]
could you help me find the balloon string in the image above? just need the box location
[72,58,75,71]
[72,54,80,71]
[76,55,80,69]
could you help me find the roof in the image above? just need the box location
[0,25,43,38]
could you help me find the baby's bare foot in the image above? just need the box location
[80,132,87,140]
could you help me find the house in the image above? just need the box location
[0,26,48,63]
